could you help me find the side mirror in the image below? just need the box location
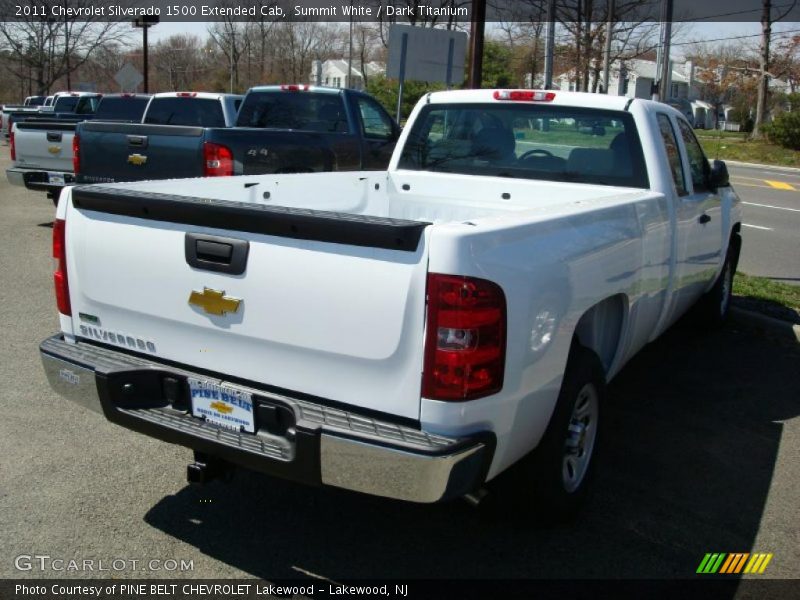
[708,159,730,190]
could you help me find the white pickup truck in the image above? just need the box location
[40,89,741,519]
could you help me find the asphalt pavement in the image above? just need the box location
[0,149,798,587]
[728,164,800,286]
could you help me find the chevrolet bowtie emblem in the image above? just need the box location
[209,400,234,414]
[188,287,242,316]
[48,145,61,154]
[127,153,148,166]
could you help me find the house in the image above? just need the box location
[309,59,385,91]
[554,59,696,102]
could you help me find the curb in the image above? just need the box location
[730,307,800,343]
[722,160,800,174]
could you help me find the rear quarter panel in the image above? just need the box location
[420,187,671,478]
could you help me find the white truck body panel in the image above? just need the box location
[49,89,742,491]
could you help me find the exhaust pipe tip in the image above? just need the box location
[462,488,489,508]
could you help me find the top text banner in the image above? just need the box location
[1,0,798,22]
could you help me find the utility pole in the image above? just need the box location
[753,0,772,138]
[543,0,556,89]
[467,0,486,88]
[230,29,235,93]
[64,0,70,90]
[658,0,673,102]
[347,1,353,89]
[133,16,159,93]
[602,0,615,93]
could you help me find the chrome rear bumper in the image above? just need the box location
[40,335,492,503]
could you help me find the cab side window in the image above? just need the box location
[357,96,395,140]
[657,114,687,196]
[677,118,709,192]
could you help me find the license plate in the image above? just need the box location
[189,378,255,433]
[47,172,65,186]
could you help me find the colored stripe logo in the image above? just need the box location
[697,553,773,574]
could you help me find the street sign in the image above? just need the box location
[386,24,468,122]
[386,25,467,85]
[114,63,143,92]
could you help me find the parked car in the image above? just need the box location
[6,94,151,199]
[41,89,741,520]
[75,85,399,184]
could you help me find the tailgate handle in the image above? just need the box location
[46,132,62,142]
[127,135,147,148]
[185,233,249,275]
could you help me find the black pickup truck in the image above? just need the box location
[75,86,400,184]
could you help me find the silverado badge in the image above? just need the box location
[48,145,61,154]
[189,287,242,316]
[127,153,148,166]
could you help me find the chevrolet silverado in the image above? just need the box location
[40,89,741,520]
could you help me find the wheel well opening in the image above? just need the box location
[573,295,627,375]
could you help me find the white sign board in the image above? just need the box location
[386,25,467,85]
[114,63,143,92]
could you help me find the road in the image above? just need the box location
[728,164,800,285]
[0,148,798,587]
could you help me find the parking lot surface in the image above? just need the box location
[0,150,798,583]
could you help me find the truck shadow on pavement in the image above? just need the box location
[144,319,800,581]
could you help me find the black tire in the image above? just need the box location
[488,344,606,524]
[692,234,740,328]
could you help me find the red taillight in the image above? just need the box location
[493,90,555,102]
[9,128,15,161]
[72,133,80,174]
[53,218,71,316]
[280,84,309,91]
[176,92,197,97]
[203,141,233,177]
[422,274,506,401]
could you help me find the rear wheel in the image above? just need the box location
[490,344,605,523]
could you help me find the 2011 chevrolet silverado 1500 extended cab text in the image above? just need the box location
[75,85,399,184]
[40,90,742,519]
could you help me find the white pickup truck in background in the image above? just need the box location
[41,89,741,520]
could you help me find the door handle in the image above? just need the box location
[46,132,62,142]
[698,214,711,224]
[127,135,147,148]
[185,233,249,275]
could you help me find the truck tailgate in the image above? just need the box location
[63,186,431,420]
[77,122,205,183]
[14,122,75,171]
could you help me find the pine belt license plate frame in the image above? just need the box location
[189,377,255,433]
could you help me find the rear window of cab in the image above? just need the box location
[399,103,649,189]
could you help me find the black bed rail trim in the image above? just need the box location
[79,121,204,136]
[15,121,79,132]
[71,185,429,252]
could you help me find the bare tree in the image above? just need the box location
[207,19,248,92]
[151,35,206,91]
[0,0,129,94]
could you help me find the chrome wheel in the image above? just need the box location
[562,383,599,493]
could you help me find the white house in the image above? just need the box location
[554,59,695,102]
[309,59,386,91]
